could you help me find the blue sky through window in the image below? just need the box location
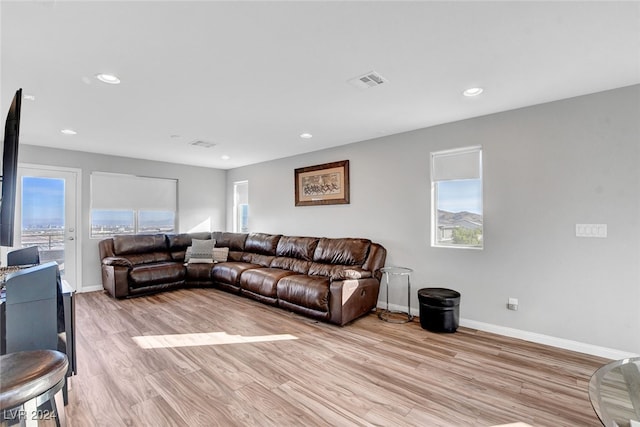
[437,179,482,215]
[22,176,65,228]
[25,174,479,230]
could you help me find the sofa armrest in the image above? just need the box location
[329,277,380,325]
[101,264,131,298]
[102,256,133,268]
[330,267,372,281]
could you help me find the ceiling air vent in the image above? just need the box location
[189,140,216,149]
[347,71,387,90]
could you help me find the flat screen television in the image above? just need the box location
[1,88,22,247]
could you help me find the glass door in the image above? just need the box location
[16,166,79,290]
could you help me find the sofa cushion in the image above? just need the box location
[276,275,331,313]
[241,253,275,267]
[113,234,167,256]
[312,238,371,266]
[185,263,213,282]
[240,268,297,302]
[212,262,260,288]
[129,262,185,288]
[270,257,311,274]
[244,233,282,256]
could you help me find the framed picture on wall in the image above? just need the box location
[294,160,350,206]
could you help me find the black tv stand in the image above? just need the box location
[0,262,76,403]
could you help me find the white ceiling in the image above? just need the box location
[2,1,639,170]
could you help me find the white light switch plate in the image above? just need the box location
[576,224,607,238]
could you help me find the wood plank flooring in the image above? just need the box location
[61,288,608,426]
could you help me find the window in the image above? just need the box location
[90,172,177,238]
[233,181,249,233]
[431,146,483,249]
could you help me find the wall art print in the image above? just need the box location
[294,160,350,206]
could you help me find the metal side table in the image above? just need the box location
[589,356,640,426]
[378,266,414,323]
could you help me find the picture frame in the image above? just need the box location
[294,160,350,206]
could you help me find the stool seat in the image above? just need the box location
[0,350,68,410]
[417,288,461,307]
[417,287,461,333]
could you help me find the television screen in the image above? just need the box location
[1,88,22,247]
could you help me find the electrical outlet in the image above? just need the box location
[507,297,518,311]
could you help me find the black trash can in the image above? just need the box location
[417,288,461,333]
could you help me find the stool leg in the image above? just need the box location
[51,388,67,427]
[385,272,390,310]
[21,399,37,427]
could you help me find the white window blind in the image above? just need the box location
[431,146,482,181]
[91,172,177,211]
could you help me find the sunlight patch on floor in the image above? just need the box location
[132,332,298,349]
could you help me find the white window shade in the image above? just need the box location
[431,146,482,181]
[91,172,177,210]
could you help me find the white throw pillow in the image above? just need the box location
[188,239,215,264]
[212,247,229,263]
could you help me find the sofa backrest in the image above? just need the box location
[100,231,386,278]
[210,232,385,276]
[312,238,370,265]
[212,232,248,261]
[241,233,282,267]
[270,236,319,274]
[307,237,372,277]
[111,234,171,266]
[166,232,212,261]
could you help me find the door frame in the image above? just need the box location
[16,163,83,291]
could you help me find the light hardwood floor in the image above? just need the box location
[62,288,608,426]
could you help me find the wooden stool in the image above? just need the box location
[0,350,68,427]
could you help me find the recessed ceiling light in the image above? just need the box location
[463,87,484,97]
[96,73,121,84]
[221,155,231,160]
[300,133,313,139]
[23,94,36,101]
[61,129,77,135]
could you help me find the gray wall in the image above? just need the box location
[18,146,227,290]
[14,86,638,354]
[226,85,640,354]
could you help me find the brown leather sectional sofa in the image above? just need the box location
[99,231,387,325]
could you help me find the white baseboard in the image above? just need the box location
[380,301,638,360]
[79,284,103,293]
[459,318,638,360]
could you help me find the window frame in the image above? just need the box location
[89,172,178,238]
[430,146,483,250]
[233,180,249,233]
